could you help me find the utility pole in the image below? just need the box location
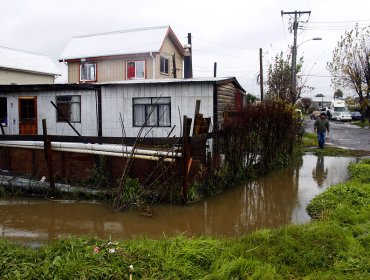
[213,62,217,77]
[281,10,311,94]
[259,48,264,101]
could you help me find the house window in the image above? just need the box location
[160,56,169,75]
[80,63,96,81]
[0,97,7,126]
[133,97,171,127]
[56,95,81,123]
[126,61,145,79]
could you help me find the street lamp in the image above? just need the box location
[291,37,322,94]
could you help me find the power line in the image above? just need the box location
[301,74,346,78]
[192,36,255,51]
[309,19,370,24]
[194,49,257,59]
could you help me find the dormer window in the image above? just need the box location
[126,61,145,79]
[80,62,96,82]
[160,56,169,75]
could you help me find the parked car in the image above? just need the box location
[335,111,352,121]
[310,110,321,120]
[351,111,362,121]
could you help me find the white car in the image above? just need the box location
[336,111,352,121]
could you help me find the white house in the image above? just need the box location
[311,95,334,110]
[0,77,245,137]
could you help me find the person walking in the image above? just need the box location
[314,112,330,149]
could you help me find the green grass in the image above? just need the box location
[1,160,370,279]
[302,131,317,147]
[351,120,369,128]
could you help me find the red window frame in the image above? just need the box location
[126,61,145,80]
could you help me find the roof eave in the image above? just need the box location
[0,66,60,76]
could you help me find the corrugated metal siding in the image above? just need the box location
[97,59,125,82]
[68,56,152,83]
[101,83,213,137]
[0,69,54,84]
[0,89,98,136]
[216,82,236,127]
[68,62,79,83]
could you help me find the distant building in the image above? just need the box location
[0,46,60,85]
[59,26,185,83]
[311,96,334,109]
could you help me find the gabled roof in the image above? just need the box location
[0,46,60,76]
[59,25,185,61]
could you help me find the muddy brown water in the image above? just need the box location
[0,155,355,246]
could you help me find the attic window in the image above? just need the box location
[160,56,169,75]
[80,63,96,82]
[126,61,145,79]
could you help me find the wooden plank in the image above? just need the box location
[0,135,181,146]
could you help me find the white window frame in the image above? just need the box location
[80,62,96,82]
[160,56,169,75]
[126,61,145,80]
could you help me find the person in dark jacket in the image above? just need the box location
[314,112,330,149]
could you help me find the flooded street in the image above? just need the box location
[0,155,355,245]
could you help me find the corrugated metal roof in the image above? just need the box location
[0,46,60,75]
[0,77,246,93]
[99,77,246,92]
[59,26,179,61]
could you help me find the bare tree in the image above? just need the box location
[327,24,370,121]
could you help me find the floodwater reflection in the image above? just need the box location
[312,156,328,187]
[0,155,355,244]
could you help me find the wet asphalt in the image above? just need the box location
[304,117,370,151]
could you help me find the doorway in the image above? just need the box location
[18,97,37,135]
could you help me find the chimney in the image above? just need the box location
[183,33,193,79]
[184,44,192,79]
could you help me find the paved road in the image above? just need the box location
[304,118,370,151]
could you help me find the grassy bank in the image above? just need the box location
[1,160,370,279]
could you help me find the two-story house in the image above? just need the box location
[59,26,185,83]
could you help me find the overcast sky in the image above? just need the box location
[1,0,370,98]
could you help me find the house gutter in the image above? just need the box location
[150,52,156,79]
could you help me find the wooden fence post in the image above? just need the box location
[181,115,192,203]
[42,119,55,196]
